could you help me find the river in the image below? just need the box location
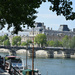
[0,52,75,75]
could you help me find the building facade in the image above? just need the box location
[0,22,75,47]
[28,22,75,41]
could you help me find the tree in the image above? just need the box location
[21,42,27,46]
[34,34,47,47]
[2,35,9,41]
[47,40,62,47]
[62,35,69,48]
[4,39,10,46]
[48,40,54,47]
[21,40,32,46]
[26,40,32,46]
[12,36,21,46]
[0,35,9,45]
[0,36,3,45]
[69,36,75,49]
[0,0,75,34]
[49,0,75,20]
[47,41,50,46]
[53,40,62,47]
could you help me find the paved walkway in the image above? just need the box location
[0,68,10,75]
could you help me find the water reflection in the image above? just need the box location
[0,52,9,57]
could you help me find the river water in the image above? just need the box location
[0,52,75,75]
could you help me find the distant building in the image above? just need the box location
[29,22,75,41]
[0,22,75,47]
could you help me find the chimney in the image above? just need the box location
[51,28,52,30]
[44,26,46,29]
[47,27,49,30]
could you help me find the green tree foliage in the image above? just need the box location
[53,40,62,47]
[2,35,9,41]
[0,0,75,34]
[49,0,75,20]
[12,36,21,46]
[0,0,45,34]
[48,40,54,47]
[4,39,10,46]
[62,35,69,48]
[34,34,47,47]
[0,35,10,45]
[21,40,32,46]
[0,36,3,45]
[47,41,50,46]
[47,40,62,47]
[69,36,75,49]
[59,41,63,47]
[26,40,32,45]
[21,42,27,46]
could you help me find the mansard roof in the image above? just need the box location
[58,25,70,31]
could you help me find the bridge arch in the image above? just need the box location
[35,50,50,58]
[16,49,30,54]
[0,48,9,53]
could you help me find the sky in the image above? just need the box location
[35,0,75,31]
[0,0,75,33]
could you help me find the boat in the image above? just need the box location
[22,69,41,75]
[5,55,41,75]
[5,55,24,74]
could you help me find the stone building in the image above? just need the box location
[0,22,75,46]
[29,22,75,41]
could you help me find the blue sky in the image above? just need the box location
[0,0,75,32]
[35,0,75,31]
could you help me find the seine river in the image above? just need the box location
[0,52,75,75]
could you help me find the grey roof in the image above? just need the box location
[58,25,70,31]
[0,31,29,36]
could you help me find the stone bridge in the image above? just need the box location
[0,46,75,51]
[0,46,75,58]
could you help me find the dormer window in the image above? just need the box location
[37,23,42,27]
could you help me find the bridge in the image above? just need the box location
[0,46,75,58]
[0,46,75,51]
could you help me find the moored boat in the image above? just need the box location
[5,55,23,75]
[22,69,41,75]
